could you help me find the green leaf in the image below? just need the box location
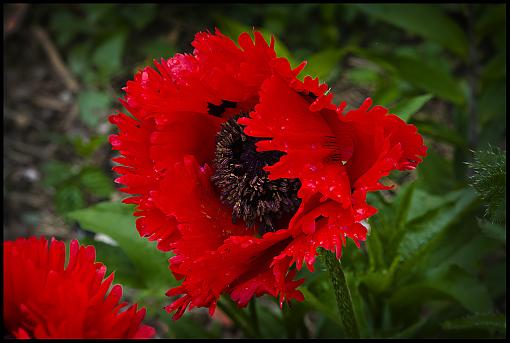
[303,48,346,82]
[365,221,386,271]
[367,182,416,261]
[67,202,175,290]
[82,4,116,23]
[41,161,75,188]
[390,316,429,338]
[217,297,257,338]
[78,90,111,128]
[165,314,222,338]
[354,4,468,57]
[360,257,400,295]
[349,47,397,75]
[50,10,93,47]
[120,4,157,29]
[442,313,506,333]
[371,78,401,107]
[346,67,380,86]
[478,80,506,146]
[281,300,313,338]
[425,229,495,275]
[78,167,114,198]
[143,37,176,61]
[413,120,466,147]
[300,287,343,327]
[256,302,287,338]
[68,43,93,80]
[396,188,479,276]
[475,5,507,41]
[71,135,108,157]
[350,48,464,105]
[486,261,507,299]
[413,149,456,195]
[391,265,493,314]
[55,185,85,214]
[390,94,433,122]
[406,187,459,223]
[92,32,127,76]
[79,237,145,289]
[477,218,506,244]
[482,51,506,81]
[479,79,506,126]
[393,182,417,229]
[392,55,465,105]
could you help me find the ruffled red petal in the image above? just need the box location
[152,156,247,256]
[110,30,283,252]
[239,72,426,271]
[3,237,154,339]
[341,98,427,190]
[165,228,304,319]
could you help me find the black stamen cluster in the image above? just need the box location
[211,115,301,234]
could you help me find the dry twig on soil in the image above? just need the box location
[32,26,80,93]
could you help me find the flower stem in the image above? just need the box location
[249,298,260,336]
[318,247,360,338]
[217,297,256,338]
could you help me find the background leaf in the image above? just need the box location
[390,94,433,122]
[477,218,506,244]
[442,313,506,332]
[390,265,493,314]
[303,48,346,82]
[78,90,111,128]
[67,202,175,290]
[396,187,479,276]
[42,161,74,188]
[92,32,127,77]
[391,55,465,105]
[78,167,115,198]
[354,4,469,57]
[55,185,85,214]
[79,237,145,289]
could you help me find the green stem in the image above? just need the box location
[318,248,360,338]
[249,298,260,337]
[281,304,296,339]
[217,298,256,338]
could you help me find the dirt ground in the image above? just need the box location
[4,4,106,241]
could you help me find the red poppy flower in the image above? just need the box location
[109,29,427,320]
[3,236,155,338]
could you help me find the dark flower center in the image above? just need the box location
[211,114,301,234]
[208,100,237,117]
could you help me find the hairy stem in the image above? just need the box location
[318,247,360,338]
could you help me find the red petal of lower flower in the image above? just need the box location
[3,237,154,338]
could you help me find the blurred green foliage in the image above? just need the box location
[42,160,113,214]
[30,3,506,339]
